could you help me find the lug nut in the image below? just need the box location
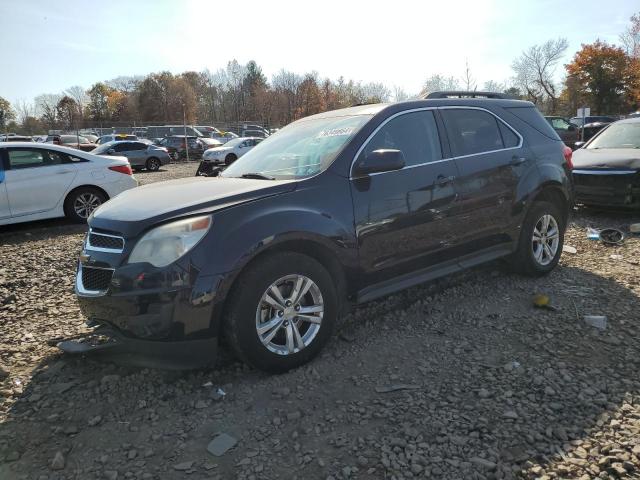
[294,305,300,311]
[278,310,284,317]
[285,300,292,307]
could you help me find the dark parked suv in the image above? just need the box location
[72,92,573,372]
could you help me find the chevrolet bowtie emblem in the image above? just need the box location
[79,252,91,263]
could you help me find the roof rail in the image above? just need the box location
[424,91,515,100]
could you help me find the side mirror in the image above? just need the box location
[573,141,585,149]
[353,149,405,177]
[107,148,116,154]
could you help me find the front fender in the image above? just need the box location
[190,174,358,280]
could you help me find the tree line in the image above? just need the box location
[1,11,638,135]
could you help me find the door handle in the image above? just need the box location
[436,175,455,186]
[57,169,73,174]
[510,156,527,166]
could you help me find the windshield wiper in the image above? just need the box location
[239,173,275,180]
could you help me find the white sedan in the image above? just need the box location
[201,137,264,165]
[0,142,137,225]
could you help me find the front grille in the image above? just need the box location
[81,267,114,292]
[87,231,125,252]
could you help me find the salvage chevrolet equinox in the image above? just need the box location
[73,92,573,372]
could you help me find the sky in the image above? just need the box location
[0,0,637,106]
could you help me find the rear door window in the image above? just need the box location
[441,109,506,157]
[130,142,147,151]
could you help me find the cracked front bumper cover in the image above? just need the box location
[57,326,218,369]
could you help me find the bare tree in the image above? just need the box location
[421,74,460,96]
[64,86,88,109]
[106,76,144,93]
[392,86,411,102]
[620,12,640,58]
[511,38,568,113]
[483,80,506,93]
[461,59,476,91]
[14,99,35,124]
[34,93,62,128]
[359,82,391,103]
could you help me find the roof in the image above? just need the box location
[0,142,93,154]
[296,97,534,123]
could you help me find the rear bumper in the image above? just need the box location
[572,170,640,208]
[102,176,138,198]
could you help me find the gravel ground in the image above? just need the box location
[1,163,640,480]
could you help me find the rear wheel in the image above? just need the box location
[511,201,565,276]
[64,187,107,223]
[223,252,337,373]
[146,157,161,171]
[225,153,237,165]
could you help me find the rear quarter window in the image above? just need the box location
[505,107,560,140]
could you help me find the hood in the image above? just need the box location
[572,148,640,170]
[90,176,296,237]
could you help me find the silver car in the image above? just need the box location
[92,140,171,171]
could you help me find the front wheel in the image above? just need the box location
[511,201,566,276]
[223,252,338,373]
[64,187,107,223]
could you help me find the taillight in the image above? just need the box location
[109,165,133,175]
[563,145,573,170]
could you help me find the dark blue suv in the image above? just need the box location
[71,92,573,372]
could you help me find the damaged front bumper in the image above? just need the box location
[572,169,640,208]
[57,323,218,369]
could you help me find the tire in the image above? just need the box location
[64,187,107,223]
[225,153,237,165]
[223,252,338,373]
[511,200,566,276]
[146,157,161,171]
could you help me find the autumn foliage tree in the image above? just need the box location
[565,40,637,114]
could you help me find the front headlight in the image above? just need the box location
[128,215,212,267]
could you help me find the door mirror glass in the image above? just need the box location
[353,149,405,177]
[107,148,115,154]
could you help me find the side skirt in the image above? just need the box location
[355,244,513,304]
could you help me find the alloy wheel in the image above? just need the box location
[74,193,102,219]
[255,274,324,355]
[531,214,559,266]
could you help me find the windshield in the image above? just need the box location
[222,115,372,179]
[587,123,640,149]
[223,138,245,148]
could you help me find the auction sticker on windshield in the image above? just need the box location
[317,127,355,138]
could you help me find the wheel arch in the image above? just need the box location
[211,237,350,336]
[529,181,571,222]
[64,184,110,207]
